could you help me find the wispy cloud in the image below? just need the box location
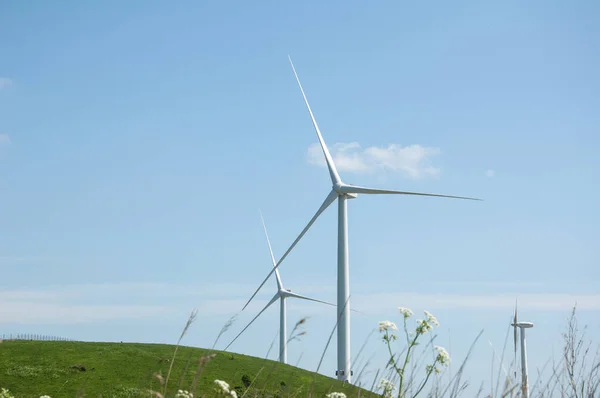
[0,134,9,145]
[0,283,178,324]
[486,169,495,178]
[0,302,172,324]
[2,282,597,325]
[0,78,12,90]
[0,281,335,324]
[0,282,256,302]
[429,280,544,288]
[353,292,600,313]
[307,142,441,179]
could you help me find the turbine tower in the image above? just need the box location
[243,57,482,382]
[225,213,335,364]
[512,302,534,398]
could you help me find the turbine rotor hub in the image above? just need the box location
[333,182,344,193]
[333,183,357,199]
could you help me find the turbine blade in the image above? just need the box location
[288,56,341,185]
[241,189,338,311]
[285,291,363,313]
[340,184,482,201]
[225,293,279,351]
[260,211,283,290]
[286,291,336,307]
[274,188,338,268]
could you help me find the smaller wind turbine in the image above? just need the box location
[225,213,336,364]
[511,301,534,398]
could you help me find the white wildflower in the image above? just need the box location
[214,379,237,397]
[398,307,413,318]
[214,379,230,392]
[40,396,52,398]
[434,345,451,365]
[0,389,14,398]
[424,310,439,327]
[416,319,433,334]
[213,380,237,398]
[326,393,347,398]
[379,320,398,332]
[378,378,396,398]
[175,390,193,398]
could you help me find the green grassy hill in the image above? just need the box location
[0,341,376,398]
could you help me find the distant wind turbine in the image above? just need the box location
[512,301,534,398]
[225,213,335,364]
[241,56,482,382]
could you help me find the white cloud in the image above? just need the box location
[0,134,9,145]
[307,142,441,179]
[486,169,495,178]
[0,78,12,89]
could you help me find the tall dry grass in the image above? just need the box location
[148,303,599,398]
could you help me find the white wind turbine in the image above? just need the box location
[512,301,534,398]
[225,213,336,364]
[242,57,482,382]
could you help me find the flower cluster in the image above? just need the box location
[326,393,347,398]
[414,310,439,335]
[415,318,433,334]
[378,378,396,398]
[424,346,451,375]
[424,311,439,327]
[175,390,193,398]
[398,307,413,318]
[214,379,237,398]
[0,389,13,398]
[434,345,450,365]
[0,390,49,398]
[378,320,398,332]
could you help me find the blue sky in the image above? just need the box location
[1,0,599,393]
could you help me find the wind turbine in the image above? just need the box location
[512,301,534,398]
[225,213,336,364]
[242,57,482,382]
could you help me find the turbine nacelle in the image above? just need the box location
[513,321,534,329]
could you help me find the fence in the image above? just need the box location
[1,334,77,342]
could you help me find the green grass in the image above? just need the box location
[0,340,376,398]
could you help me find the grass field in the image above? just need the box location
[0,340,376,398]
